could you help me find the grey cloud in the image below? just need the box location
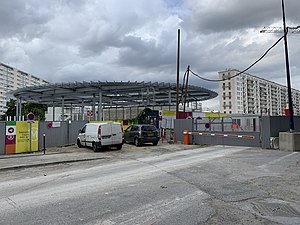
[1,0,300,96]
[117,35,176,69]
[0,0,52,39]
[184,0,300,34]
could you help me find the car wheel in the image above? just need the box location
[134,138,140,147]
[116,144,122,150]
[152,141,158,146]
[92,142,98,152]
[77,139,82,148]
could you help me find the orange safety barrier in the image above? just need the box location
[183,130,190,145]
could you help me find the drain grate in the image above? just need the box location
[253,202,300,218]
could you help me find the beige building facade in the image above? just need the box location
[219,69,300,115]
[0,63,49,115]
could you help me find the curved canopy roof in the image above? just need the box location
[10,81,217,107]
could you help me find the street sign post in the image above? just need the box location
[27,112,35,153]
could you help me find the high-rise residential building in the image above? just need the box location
[219,69,300,115]
[0,62,49,115]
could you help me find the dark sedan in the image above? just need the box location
[124,124,160,146]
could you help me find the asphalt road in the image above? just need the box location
[0,145,299,225]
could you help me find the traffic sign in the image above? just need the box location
[87,110,93,116]
[27,112,35,121]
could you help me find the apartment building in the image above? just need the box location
[0,63,49,115]
[219,69,300,115]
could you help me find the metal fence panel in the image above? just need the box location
[38,122,68,149]
[69,121,87,144]
[194,116,260,132]
[270,116,300,136]
[38,121,88,149]
[260,116,300,149]
[0,122,5,155]
[174,119,193,143]
[260,116,271,149]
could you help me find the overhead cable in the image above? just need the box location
[188,35,285,82]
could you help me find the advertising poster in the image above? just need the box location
[5,121,16,154]
[16,121,39,153]
[159,110,176,129]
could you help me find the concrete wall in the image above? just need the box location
[0,122,5,155]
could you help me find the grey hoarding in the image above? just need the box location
[38,121,87,149]
[0,122,5,155]
[174,119,193,143]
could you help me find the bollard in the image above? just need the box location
[183,130,190,145]
[43,134,46,154]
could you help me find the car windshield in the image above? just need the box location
[141,125,156,131]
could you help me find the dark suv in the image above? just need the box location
[124,124,160,146]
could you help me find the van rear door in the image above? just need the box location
[99,123,113,146]
[111,122,123,145]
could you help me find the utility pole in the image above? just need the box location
[183,65,190,112]
[176,29,180,119]
[260,0,299,132]
[281,0,294,132]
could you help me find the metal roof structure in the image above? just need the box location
[10,81,217,107]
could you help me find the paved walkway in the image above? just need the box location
[0,143,199,171]
[0,151,109,171]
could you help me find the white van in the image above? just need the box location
[77,122,123,151]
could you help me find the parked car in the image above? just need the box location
[124,124,160,146]
[77,122,123,151]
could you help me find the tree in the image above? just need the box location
[1,99,16,120]
[22,103,47,121]
[1,99,47,121]
[136,107,152,124]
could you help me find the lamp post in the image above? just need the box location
[281,0,294,132]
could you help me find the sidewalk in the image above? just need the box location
[0,143,202,171]
[0,147,110,171]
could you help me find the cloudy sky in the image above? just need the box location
[1,0,300,110]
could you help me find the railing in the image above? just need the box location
[193,115,260,132]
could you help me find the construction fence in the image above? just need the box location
[1,115,300,154]
[175,115,300,148]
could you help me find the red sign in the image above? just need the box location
[47,122,53,129]
[177,112,193,119]
[87,110,93,116]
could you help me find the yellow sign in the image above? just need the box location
[16,121,39,153]
[205,112,226,118]
[161,110,176,117]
